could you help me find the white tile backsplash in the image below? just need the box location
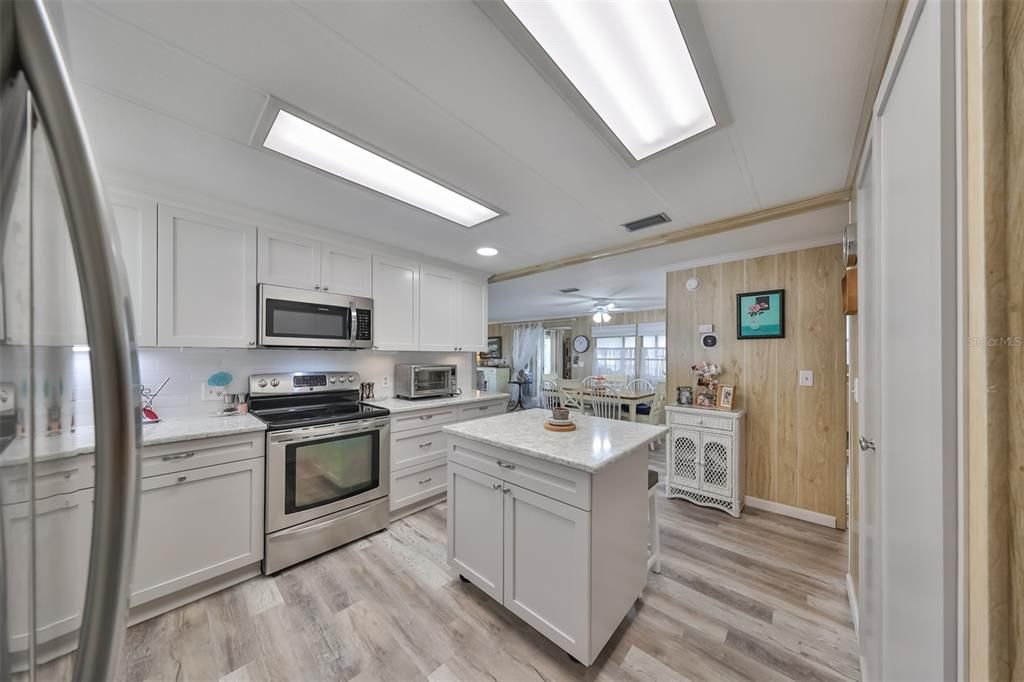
[71,346,476,425]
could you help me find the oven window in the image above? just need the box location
[285,431,380,513]
[415,369,452,391]
[266,298,350,340]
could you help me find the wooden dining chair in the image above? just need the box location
[589,385,622,420]
[540,380,563,411]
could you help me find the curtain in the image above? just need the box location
[512,322,544,405]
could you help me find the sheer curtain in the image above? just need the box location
[512,322,544,406]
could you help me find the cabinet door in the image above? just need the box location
[669,428,700,491]
[371,255,419,350]
[131,458,263,606]
[454,276,488,352]
[108,191,158,346]
[699,433,733,497]
[419,266,457,351]
[258,228,321,291]
[447,461,503,601]
[32,171,75,346]
[158,205,257,347]
[321,240,372,297]
[502,482,590,662]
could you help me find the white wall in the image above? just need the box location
[70,347,476,426]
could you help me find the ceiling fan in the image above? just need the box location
[590,299,615,323]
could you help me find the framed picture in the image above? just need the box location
[486,336,503,358]
[737,289,785,339]
[695,392,717,408]
[716,384,735,410]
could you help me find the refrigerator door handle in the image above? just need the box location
[7,2,141,681]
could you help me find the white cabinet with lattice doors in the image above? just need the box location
[665,406,745,517]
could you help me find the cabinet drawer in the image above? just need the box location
[457,400,506,421]
[448,438,591,511]
[1,453,94,504]
[391,407,459,433]
[390,458,447,512]
[391,424,447,472]
[669,412,734,432]
[141,432,264,478]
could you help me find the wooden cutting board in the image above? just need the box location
[544,421,577,432]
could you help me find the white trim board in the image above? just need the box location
[847,572,860,637]
[743,496,837,528]
[660,233,843,276]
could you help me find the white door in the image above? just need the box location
[131,458,263,606]
[455,276,488,352]
[321,240,372,297]
[669,428,700,491]
[107,191,158,346]
[257,229,321,291]
[419,266,457,351]
[502,482,590,662]
[865,1,958,678]
[157,204,257,347]
[699,433,733,498]
[371,255,419,351]
[447,462,503,601]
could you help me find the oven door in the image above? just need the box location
[259,284,372,349]
[412,366,456,396]
[266,417,390,532]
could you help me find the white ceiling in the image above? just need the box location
[54,0,884,280]
[487,203,848,322]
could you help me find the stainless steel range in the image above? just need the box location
[249,371,391,574]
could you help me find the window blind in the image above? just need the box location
[591,323,637,338]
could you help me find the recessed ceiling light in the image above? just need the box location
[502,0,715,160]
[261,109,499,228]
[476,247,499,257]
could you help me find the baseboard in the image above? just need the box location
[743,496,837,528]
[847,573,860,636]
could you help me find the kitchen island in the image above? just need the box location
[442,409,667,665]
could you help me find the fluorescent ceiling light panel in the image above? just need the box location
[503,0,715,160]
[263,110,499,227]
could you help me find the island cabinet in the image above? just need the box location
[445,427,653,666]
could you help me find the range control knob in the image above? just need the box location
[329,377,337,384]
[270,378,280,387]
[348,376,356,383]
[257,379,268,388]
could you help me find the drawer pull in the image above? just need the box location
[418,441,434,448]
[419,415,433,421]
[417,477,433,485]
[477,405,489,411]
[63,472,72,479]
[162,452,195,462]
[176,475,187,483]
[497,460,515,470]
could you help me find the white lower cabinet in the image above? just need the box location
[131,457,264,607]
[666,406,745,517]
[390,459,448,521]
[447,463,504,601]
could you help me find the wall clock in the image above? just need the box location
[572,335,590,353]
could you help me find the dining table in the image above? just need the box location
[570,386,656,422]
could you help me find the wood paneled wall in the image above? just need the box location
[487,309,665,379]
[666,244,847,526]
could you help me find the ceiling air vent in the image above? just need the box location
[559,287,581,294]
[622,212,670,232]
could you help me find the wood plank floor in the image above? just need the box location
[116,491,859,681]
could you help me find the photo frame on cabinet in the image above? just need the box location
[736,289,785,339]
[716,384,735,410]
[486,336,502,358]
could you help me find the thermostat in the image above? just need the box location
[701,333,718,349]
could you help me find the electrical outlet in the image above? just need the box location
[380,375,390,389]
[799,370,814,387]
[201,382,225,401]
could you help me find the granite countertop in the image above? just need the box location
[442,409,667,473]
[1,413,267,466]
[364,390,509,414]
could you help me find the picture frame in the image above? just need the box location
[716,384,735,410]
[695,392,717,408]
[486,336,503,358]
[737,289,785,339]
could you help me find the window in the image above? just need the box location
[543,333,553,376]
[594,336,636,378]
[641,335,667,383]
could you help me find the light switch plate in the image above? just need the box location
[799,370,814,387]
[698,324,714,334]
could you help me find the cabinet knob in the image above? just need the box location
[493,482,502,490]
[249,341,255,346]
[315,285,321,290]
[322,286,328,291]
[176,475,187,483]
[503,487,510,494]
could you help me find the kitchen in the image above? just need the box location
[0,0,993,680]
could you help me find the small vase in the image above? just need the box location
[749,318,760,330]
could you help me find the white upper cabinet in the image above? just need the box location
[372,255,419,351]
[158,205,257,347]
[321,240,372,297]
[257,229,321,291]
[108,191,158,346]
[455,276,488,352]
[419,266,458,351]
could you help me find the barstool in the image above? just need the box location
[648,470,661,574]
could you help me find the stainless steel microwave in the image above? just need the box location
[259,284,372,349]
[394,364,458,399]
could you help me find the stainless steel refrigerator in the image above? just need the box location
[1,1,141,680]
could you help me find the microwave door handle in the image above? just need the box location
[350,301,357,349]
